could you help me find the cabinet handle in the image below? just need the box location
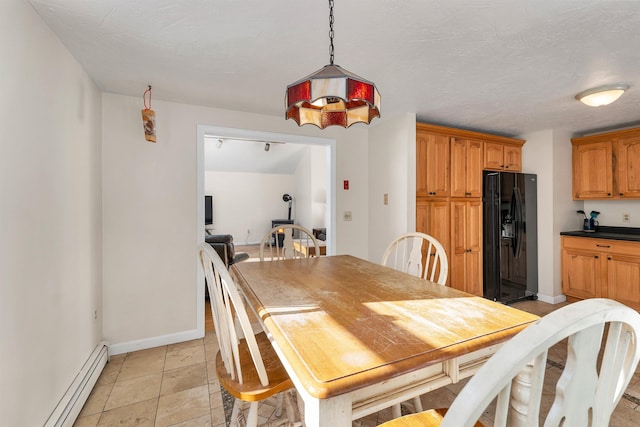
[596,244,610,248]
[465,192,471,196]
[594,255,599,259]
[620,193,624,196]
[607,193,612,196]
[608,257,612,260]
[505,165,509,169]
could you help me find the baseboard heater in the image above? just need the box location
[44,341,109,427]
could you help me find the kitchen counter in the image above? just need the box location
[560,226,640,242]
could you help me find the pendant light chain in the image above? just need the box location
[328,0,335,65]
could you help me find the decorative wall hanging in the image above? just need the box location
[285,0,381,128]
[141,85,156,142]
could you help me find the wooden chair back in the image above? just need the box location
[379,298,640,427]
[381,232,448,285]
[259,224,321,261]
[199,243,268,386]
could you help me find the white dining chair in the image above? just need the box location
[381,232,448,416]
[259,224,321,261]
[198,243,300,427]
[378,298,640,427]
[381,232,448,285]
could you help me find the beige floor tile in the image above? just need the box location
[155,385,210,427]
[126,346,168,360]
[72,413,101,427]
[165,345,206,371]
[96,357,125,387]
[161,363,208,396]
[168,414,212,426]
[79,383,113,417]
[167,339,204,352]
[204,342,218,361]
[97,398,158,427]
[118,353,166,381]
[105,373,162,411]
[205,360,217,384]
[209,388,223,410]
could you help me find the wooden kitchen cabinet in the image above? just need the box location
[561,236,640,310]
[416,199,450,284]
[416,122,525,293]
[416,199,450,254]
[616,135,640,198]
[483,141,523,172]
[450,200,482,296]
[572,127,640,199]
[572,140,613,199]
[416,127,450,198]
[451,138,483,198]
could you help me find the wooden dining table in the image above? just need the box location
[232,255,539,426]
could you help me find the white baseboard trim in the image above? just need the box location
[108,328,203,356]
[535,293,567,305]
[44,341,109,427]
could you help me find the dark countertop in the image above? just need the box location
[560,226,640,242]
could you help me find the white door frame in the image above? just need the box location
[195,125,337,336]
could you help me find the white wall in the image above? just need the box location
[205,171,295,244]
[521,129,578,303]
[0,0,103,424]
[292,145,328,233]
[102,93,368,351]
[309,145,328,231]
[584,199,640,227]
[367,113,417,262]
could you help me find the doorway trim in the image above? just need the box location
[195,125,337,336]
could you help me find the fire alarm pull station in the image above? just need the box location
[344,180,349,190]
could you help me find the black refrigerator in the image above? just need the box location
[482,171,538,303]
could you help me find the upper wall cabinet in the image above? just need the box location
[572,127,640,200]
[416,125,450,198]
[451,138,483,198]
[483,141,523,172]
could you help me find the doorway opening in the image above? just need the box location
[196,125,336,335]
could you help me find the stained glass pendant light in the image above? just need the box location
[285,0,381,129]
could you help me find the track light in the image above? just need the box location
[216,138,223,149]
[264,142,270,151]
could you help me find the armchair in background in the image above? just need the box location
[205,234,249,267]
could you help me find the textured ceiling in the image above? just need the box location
[30,0,640,138]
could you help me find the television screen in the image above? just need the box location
[205,195,213,225]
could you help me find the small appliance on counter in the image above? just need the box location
[577,210,600,232]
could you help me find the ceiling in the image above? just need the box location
[30,0,640,138]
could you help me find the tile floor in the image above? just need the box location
[74,294,640,426]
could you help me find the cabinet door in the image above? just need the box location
[466,200,483,296]
[417,200,450,284]
[572,141,613,199]
[416,201,450,254]
[450,200,482,296]
[450,201,467,292]
[483,142,504,170]
[503,145,522,172]
[451,138,483,198]
[561,248,601,299]
[416,131,450,197]
[606,254,640,311]
[616,136,640,198]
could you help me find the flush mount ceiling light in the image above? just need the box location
[285,0,380,129]
[575,83,630,107]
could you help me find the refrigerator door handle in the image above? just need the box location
[513,187,524,258]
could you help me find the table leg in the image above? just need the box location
[300,394,352,427]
